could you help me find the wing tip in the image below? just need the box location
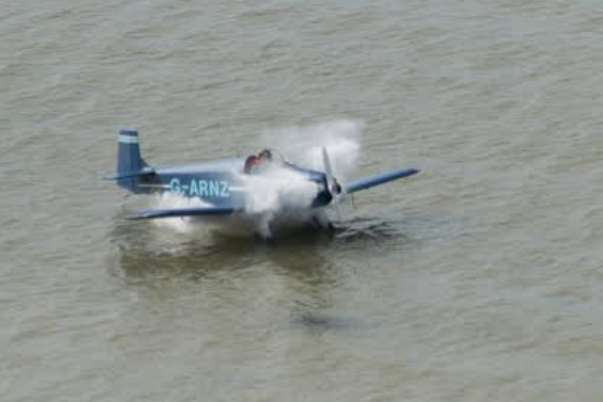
[345,167,420,193]
[126,214,148,220]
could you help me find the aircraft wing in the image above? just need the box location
[128,206,238,220]
[345,168,419,194]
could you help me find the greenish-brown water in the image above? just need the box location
[2,1,603,401]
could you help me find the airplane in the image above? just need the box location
[108,129,419,238]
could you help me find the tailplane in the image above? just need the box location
[115,129,153,190]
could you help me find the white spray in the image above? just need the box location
[261,119,363,182]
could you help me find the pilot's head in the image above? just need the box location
[258,149,273,161]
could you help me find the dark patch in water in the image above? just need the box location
[291,312,354,333]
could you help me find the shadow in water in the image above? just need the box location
[289,310,359,335]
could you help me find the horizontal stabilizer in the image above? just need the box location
[128,206,237,220]
[104,167,155,181]
[346,168,419,194]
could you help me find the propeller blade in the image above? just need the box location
[322,147,343,221]
[322,147,334,185]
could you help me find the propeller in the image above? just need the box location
[322,147,345,221]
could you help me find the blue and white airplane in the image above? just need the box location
[110,129,419,237]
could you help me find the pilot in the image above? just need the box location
[244,149,274,174]
[244,155,260,174]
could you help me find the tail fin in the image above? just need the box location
[116,129,151,190]
[117,129,146,175]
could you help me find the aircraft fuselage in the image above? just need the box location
[118,158,333,211]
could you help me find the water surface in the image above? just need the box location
[2,1,603,401]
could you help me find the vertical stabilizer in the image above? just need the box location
[117,129,145,175]
[116,129,148,190]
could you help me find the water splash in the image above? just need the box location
[261,119,363,182]
[247,119,364,235]
[238,165,318,215]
